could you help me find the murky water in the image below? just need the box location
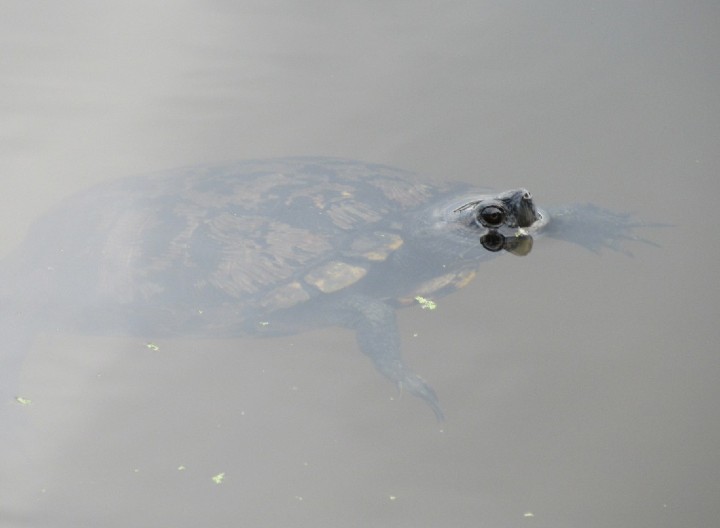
[2,1,718,527]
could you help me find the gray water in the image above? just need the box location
[1,1,718,527]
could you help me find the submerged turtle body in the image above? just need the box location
[12,159,532,338]
[1,157,650,419]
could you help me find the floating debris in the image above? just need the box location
[414,296,437,310]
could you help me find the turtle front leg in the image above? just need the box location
[343,295,444,421]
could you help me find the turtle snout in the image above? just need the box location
[510,190,538,228]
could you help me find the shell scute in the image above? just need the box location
[303,261,368,293]
[258,281,312,311]
[344,231,404,261]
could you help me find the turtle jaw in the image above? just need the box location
[525,207,550,235]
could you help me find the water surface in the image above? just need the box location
[1,1,718,527]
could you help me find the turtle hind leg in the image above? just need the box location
[343,295,444,421]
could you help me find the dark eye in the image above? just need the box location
[477,204,506,228]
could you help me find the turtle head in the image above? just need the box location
[453,188,538,229]
[461,189,539,256]
[415,188,542,259]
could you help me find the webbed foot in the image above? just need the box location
[346,294,445,420]
[539,203,667,254]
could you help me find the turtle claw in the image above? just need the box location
[398,374,445,421]
[377,360,445,421]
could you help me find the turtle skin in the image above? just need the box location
[0,157,653,420]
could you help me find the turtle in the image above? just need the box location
[0,157,655,420]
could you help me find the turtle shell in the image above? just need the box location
[12,157,493,340]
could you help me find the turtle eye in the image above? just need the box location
[477,204,506,228]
